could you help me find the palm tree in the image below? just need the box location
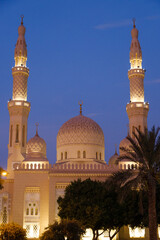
[110,126,160,240]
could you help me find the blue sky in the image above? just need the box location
[0,0,160,168]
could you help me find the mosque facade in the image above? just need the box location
[0,18,158,240]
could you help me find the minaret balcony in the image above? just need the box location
[8,100,30,108]
[126,101,149,109]
[12,66,29,76]
[126,102,149,118]
[128,68,145,78]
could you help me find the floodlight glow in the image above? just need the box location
[129,227,145,238]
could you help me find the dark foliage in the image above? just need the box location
[58,178,126,240]
[40,219,85,240]
[108,126,160,240]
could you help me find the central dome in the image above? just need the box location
[57,115,104,147]
[56,114,105,163]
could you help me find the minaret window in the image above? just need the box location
[83,151,86,158]
[16,124,19,142]
[77,151,81,158]
[10,125,13,147]
[65,152,67,159]
[138,125,141,132]
[96,152,98,160]
[22,125,25,147]
[61,153,63,160]
[132,126,135,138]
[99,153,101,160]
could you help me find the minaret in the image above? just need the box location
[126,20,149,138]
[7,16,30,178]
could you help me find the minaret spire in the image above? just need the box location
[14,16,27,69]
[130,19,142,71]
[21,15,24,25]
[126,21,149,138]
[132,18,136,28]
[7,17,31,178]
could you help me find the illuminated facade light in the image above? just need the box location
[1,171,7,177]
[129,227,145,238]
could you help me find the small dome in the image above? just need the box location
[109,152,119,166]
[26,132,46,158]
[57,115,104,148]
[119,137,131,155]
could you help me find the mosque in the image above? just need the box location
[0,17,158,240]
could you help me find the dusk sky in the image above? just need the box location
[0,0,160,169]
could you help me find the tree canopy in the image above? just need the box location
[40,219,85,240]
[0,223,27,240]
[58,178,127,240]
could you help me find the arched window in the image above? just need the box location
[16,124,19,142]
[31,208,33,215]
[26,202,39,216]
[83,151,86,158]
[65,152,67,159]
[61,152,63,160]
[22,125,25,147]
[132,126,135,138]
[128,164,130,169]
[96,152,98,160]
[26,208,29,215]
[35,208,38,215]
[77,151,81,158]
[10,125,13,147]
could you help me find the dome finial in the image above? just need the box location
[78,100,83,115]
[35,122,39,136]
[132,18,136,28]
[21,15,24,25]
